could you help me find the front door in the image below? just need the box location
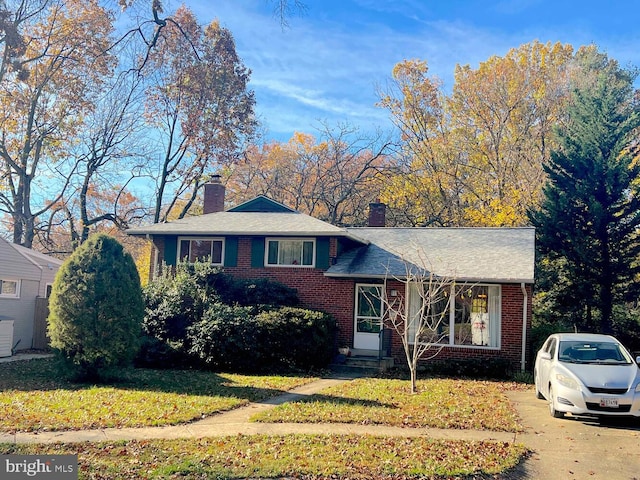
[354,284,383,350]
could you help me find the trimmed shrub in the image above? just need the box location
[219,277,299,307]
[187,303,259,371]
[48,234,144,381]
[255,307,336,369]
[140,264,301,368]
[187,305,336,372]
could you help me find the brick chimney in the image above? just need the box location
[368,200,386,227]
[203,175,225,214]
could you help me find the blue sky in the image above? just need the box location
[187,0,639,142]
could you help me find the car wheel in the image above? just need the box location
[548,385,564,418]
[534,370,544,399]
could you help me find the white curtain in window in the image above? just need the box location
[279,241,300,264]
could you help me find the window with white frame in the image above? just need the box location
[408,283,501,348]
[178,238,224,265]
[265,238,315,267]
[0,279,19,298]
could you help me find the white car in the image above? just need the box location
[534,333,640,418]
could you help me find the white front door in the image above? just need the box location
[353,284,383,350]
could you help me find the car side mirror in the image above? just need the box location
[540,351,552,361]
[636,356,640,365]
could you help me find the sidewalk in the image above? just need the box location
[0,374,515,445]
[0,352,53,363]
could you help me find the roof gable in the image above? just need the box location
[228,196,295,213]
[127,195,363,239]
[0,237,61,280]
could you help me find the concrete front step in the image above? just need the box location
[330,355,394,375]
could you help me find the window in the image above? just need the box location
[544,337,557,359]
[265,238,315,267]
[558,341,631,364]
[408,283,501,348]
[178,238,224,265]
[0,279,19,298]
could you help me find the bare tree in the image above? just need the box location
[384,258,455,394]
[227,123,394,225]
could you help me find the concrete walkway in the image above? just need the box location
[0,352,53,363]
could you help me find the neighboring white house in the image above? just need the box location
[0,237,63,356]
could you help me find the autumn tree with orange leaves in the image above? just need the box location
[143,5,256,224]
[0,0,115,248]
[379,41,575,227]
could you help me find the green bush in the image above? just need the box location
[187,305,336,372]
[221,277,299,307]
[197,270,299,307]
[142,262,221,351]
[48,234,144,381]
[255,307,336,369]
[187,304,259,371]
[140,263,302,368]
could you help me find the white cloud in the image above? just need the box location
[187,0,640,141]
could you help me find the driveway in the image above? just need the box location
[508,390,640,479]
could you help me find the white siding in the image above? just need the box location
[0,238,62,351]
[0,238,40,280]
[0,280,38,350]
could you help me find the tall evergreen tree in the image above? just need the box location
[530,49,640,334]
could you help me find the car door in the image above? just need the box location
[538,337,557,397]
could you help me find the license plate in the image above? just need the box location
[600,398,619,408]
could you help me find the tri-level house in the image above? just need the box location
[127,177,535,371]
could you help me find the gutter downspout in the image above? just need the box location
[521,283,528,372]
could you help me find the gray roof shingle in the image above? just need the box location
[126,211,357,238]
[327,227,535,283]
[127,209,535,283]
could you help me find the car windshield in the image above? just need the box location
[558,341,632,365]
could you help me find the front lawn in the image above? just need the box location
[0,434,528,479]
[253,377,526,432]
[0,358,317,433]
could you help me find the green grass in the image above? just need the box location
[0,358,317,433]
[0,434,528,479]
[253,377,526,432]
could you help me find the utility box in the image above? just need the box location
[0,320,14,357]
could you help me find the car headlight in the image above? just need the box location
[635,383,640,393]
[556,373,579,390]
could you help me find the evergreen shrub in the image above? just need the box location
[48,234,144,381]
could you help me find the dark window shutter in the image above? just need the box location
[224,237,238,267]
[251,237,265,268]
[316,237,330,269]
[165,237,177,266]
